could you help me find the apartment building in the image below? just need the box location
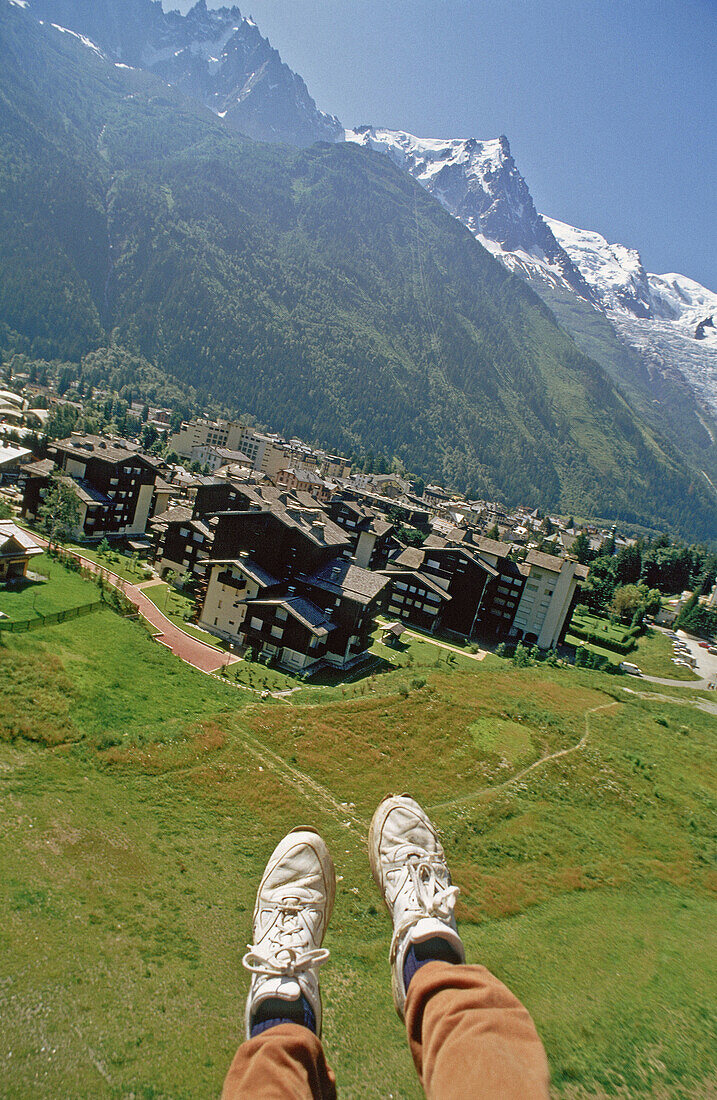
[327,496,397,569]
[197,506,389,671]
[511,550,588,649]
[380,532,585,646]
[20,435,169,540]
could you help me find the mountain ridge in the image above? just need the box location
[1,0,715,540]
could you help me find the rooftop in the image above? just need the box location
[0,521,43,558]
[307,560,390,604]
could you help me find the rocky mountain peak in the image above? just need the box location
[24,0,342,145]
[345,125,597,303]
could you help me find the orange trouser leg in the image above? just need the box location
[221,1023,337,1100]
[405,961,550,1100]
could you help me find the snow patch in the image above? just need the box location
[48,22,105,57]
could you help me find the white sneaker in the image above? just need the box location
[369,795,465,1019]
[242,828,336,1039]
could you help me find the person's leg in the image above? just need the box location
[222,1024,336,1100]
[369,795,549,1100]
[404,962,549,1099]
[222,828,337,1100]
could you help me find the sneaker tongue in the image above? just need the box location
[254,976,302,1006]
[407,917,464,957]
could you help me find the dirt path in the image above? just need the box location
[428,701,620,812]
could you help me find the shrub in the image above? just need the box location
[410,676,426,690]
[512,642,531,668]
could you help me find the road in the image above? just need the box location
[635,626,717,691]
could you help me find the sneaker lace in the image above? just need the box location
[388,850,460,924]
[242,899,330,978]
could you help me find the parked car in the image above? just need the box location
[699,641,710,649]
[620,662,642,675]
[708,646,717,655]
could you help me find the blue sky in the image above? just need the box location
[168,0,716,287]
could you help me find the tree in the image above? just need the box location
[609,584,645,624]
[98,537,111,558]
[38,476,81,547]
[571,532,593,565]
[512,642,531,667]
[486,523,500,541]
[164,570,179,609]
[615,544,642,585]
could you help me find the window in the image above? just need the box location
[271,625,284,639]
[193,532,203,543]
[395,581,408,591]
[276,607,288,621]
[250,617,263,631]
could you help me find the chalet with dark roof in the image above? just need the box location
[20,435,167,540]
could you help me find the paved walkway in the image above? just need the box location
[33,536,234,674]
[398,628,487,661]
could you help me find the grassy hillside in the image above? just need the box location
[0,3,715,539]
[1,563,715,1097]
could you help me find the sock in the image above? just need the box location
[250,995,316,1038]
[403,935,462,991]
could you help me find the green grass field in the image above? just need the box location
[67,544,153,585]
[569,610,632,647]
[0,563,715,1098]
[0,553,99,622]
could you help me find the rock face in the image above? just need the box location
[26,0,342,145]
[546,217,717,414]
[345,126,597,303]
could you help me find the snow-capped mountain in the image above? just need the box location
[24,0,342,145]
[346,125,717,417]
[546,217,717,330]
[546,216,717,413]
[346,126,597,304]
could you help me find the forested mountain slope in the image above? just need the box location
[0,1,714,538]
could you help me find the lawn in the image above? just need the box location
[68,543,154,585]
[0,553,99,622]
[0,576,715,1098]
[570,609,633,648]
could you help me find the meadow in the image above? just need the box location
[0,565,715,1098]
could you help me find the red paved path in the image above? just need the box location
[33,535,232,674]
